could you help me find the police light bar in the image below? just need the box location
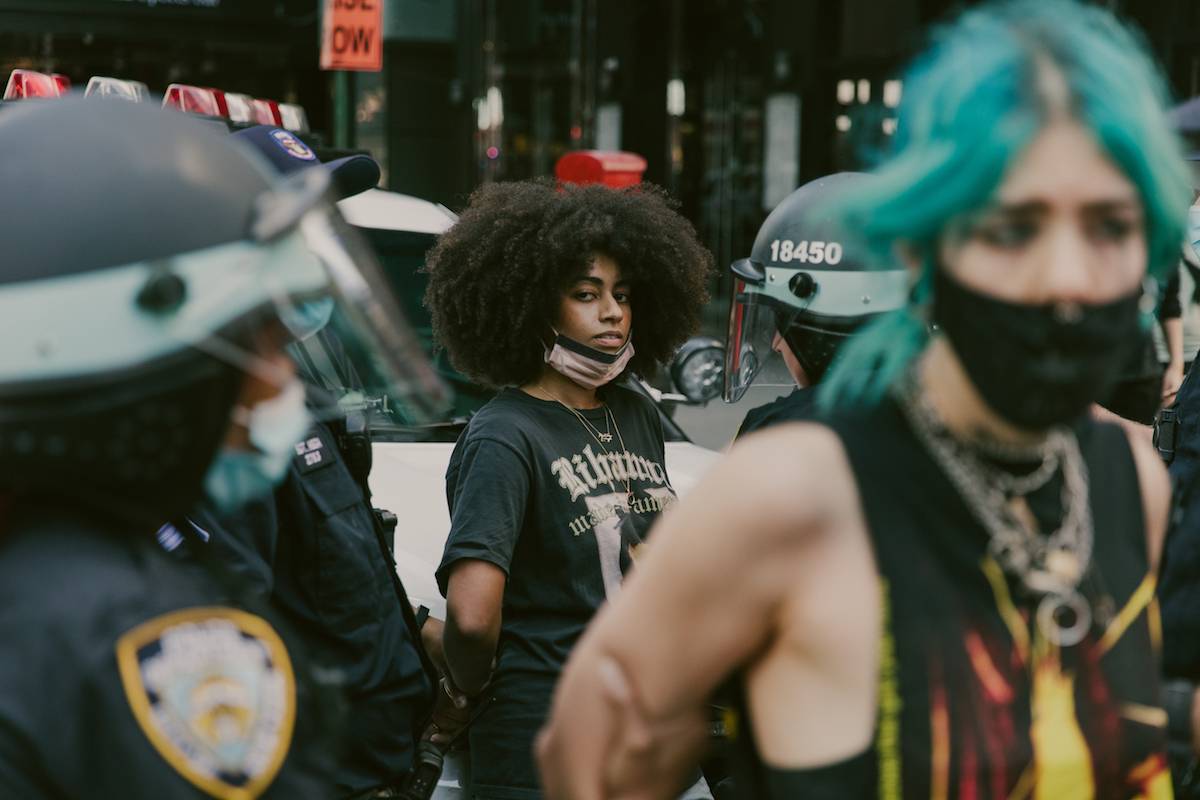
[52,74,71,94]
[279,103,310,134]
[3,69,62,100]
[222,92,255,124]
[84,76,149,102]
[162,84,221,117]
[250,98,283,127]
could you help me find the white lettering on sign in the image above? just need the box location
[320,0,383,72]
[768,239,844,266]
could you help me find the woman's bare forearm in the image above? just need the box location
[444,617,498,694]
[444,558,507,695]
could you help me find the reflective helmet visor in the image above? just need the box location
[724,278,804,403]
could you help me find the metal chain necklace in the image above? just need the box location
[533,385,634,503]
[894,370,1095,647]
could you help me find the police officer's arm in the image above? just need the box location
[537,424,854,800]
[1122,423,1200,756]
[444,561,506,694]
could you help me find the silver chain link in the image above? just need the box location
[894,370,1095,646]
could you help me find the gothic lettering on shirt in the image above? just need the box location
[549,445,670,503]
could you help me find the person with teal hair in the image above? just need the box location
[536,1,1191,798]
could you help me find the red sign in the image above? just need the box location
[320,0,383,72]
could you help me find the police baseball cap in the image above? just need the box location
[232,125,380,199]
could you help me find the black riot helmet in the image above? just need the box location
[0,98,448,525]
[724,172,907,402]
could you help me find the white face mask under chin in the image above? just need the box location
[204,377,312,513]
[230,377,312,476]
[543,329,634,389]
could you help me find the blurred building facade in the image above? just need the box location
[3,0,1200,319]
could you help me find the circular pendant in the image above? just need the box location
[1036,591,1092,648]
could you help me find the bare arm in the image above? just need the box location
[537,425,852,799]
[444,559,506,695]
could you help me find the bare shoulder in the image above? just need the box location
[718,421,859,535]
[730,421,854,487]
[1116,421,1169,570]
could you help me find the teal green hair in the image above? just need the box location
[818,0,1192,410]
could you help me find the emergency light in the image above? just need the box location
[162,84,221,117]
[222,92,256,124]
[84,77,149,102]
[250,97,283,127]
[3,70,62,100]
[20,71,311,134]
[279,103,310,134]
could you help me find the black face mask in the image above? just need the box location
[931,269,1141,431]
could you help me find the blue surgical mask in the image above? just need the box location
[204,378,312,512]
[281,297,336,341]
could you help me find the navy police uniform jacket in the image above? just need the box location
[1160,358,1200,681]
[0,504,336,799]
[735,386,820,439]
[203,419,432,796]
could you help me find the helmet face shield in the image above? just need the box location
[287,208,451,426]
[724,279,802,403]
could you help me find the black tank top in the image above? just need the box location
[730,398,1171,799]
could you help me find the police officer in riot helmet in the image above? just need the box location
[0,98,444,798]
[193,124,439,799]
[725,172,907,436]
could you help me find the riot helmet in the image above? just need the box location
[0,98,448,525]
[724,172,907,402]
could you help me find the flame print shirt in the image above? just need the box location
[733,398,1171,800]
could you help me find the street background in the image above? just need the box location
[5,0,1200,444]
[676,385,786,450]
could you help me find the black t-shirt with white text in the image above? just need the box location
[436,385,675,794]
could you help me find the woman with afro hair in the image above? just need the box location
[422,178,714,798]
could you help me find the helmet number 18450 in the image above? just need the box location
[769,239,843,265]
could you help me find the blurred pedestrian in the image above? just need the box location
[536,1,1187,797]
[422,179,714,798]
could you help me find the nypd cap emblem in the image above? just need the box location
[269,128,317,162]
[116,608,296,800]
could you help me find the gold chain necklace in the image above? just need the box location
[534,384,633,501]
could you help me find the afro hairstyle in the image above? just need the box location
[423,179,715,388]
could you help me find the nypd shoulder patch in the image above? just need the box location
[116,607,296,800]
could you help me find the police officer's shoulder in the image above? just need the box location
[0,516,299,799]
